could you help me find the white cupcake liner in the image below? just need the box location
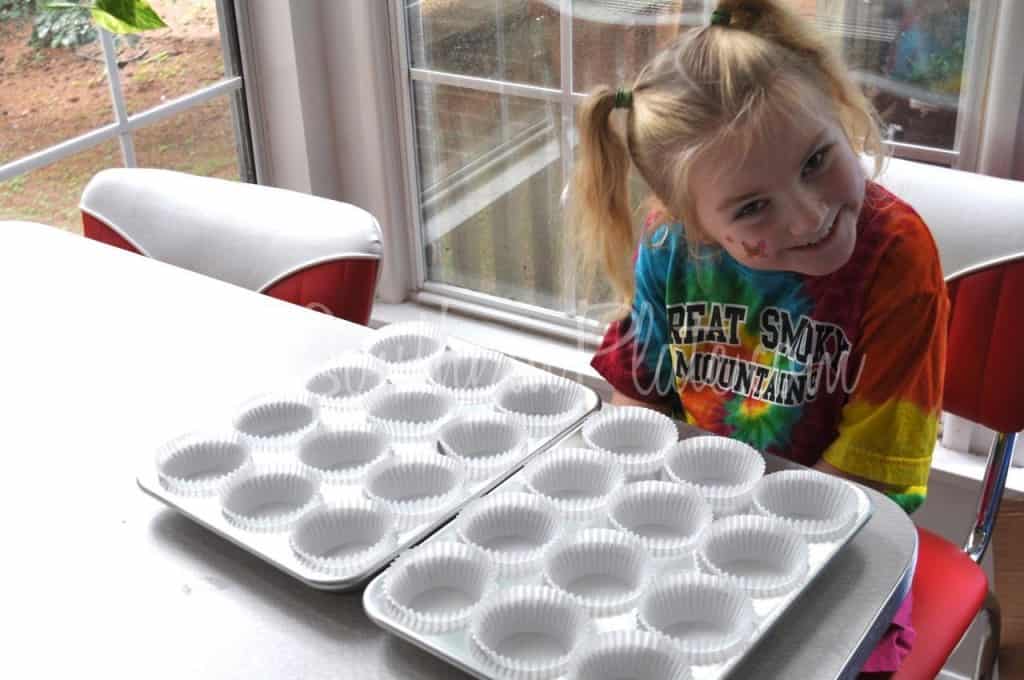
[364,453,466,529]
[289,500,397,575]
[638,572,756,666]
[362,321,447,377]
[568,631,692,680]
[606,481,713,559]
[155,431,252,497]
[753,470,858,542]
[220,464,322,532]
[428,349,516,404]
[382,541,497,634]
[438,414,529,480]
[541,528,652,617]
[231,393,319,452]
[296,425,391,484]
[663,436,766,515]
[494,375,587,437]
[521,448,625,521]
[582,407,678,479]
[455,492,565,577]
[470,585,592,680]
[696,515,810,597]
[303,353,388,411]
[365,384,457,442]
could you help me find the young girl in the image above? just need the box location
[573,0,948,675]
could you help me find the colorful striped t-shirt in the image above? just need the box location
[592,182,948,512]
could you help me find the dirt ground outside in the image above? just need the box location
[0,0,239,234]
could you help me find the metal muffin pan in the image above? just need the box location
[137,334,600,591]
[363,425,872,680]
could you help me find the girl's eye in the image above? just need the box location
[735,199,768,220]
[802,145,832,177]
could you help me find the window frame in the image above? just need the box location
[0,0,255,185]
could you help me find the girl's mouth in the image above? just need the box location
[790,206,841,251]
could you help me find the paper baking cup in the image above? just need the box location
[455,492,564,577]
[232,393,319,452]
[663,436,766,515]
[363,321,447,377]
[470,585,592,680]
[382,542,497,634]
[638,572,755,665]
[365,384,457,442]
[220,465,322,532]
[582,407,678,479]
[289,500,396,575]
[753,470,858,542]
[521,448,624,521]
[495,375,587,437]
[542,528,652,617]
[697,515,810,597]
[568,631,692,680]
[364,453,466,528]
[606,481,713,559]
[303,353,387,411]
[438,414,529,480]
[428,349,515,404]
[155,431,251,496]
[297,426,391,484]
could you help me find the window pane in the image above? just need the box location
[415,83,567,309]
[572,0,705,92]
[0,10,114,164]
[803,0,972,151]
[133,96,240,180]
[121,0,227,114]
[408,0,561,88]
[0,138,120,235]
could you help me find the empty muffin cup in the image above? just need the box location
[606,481,713,559]
[495,375,586,437]
[542,528,652,617]
[470,585,592,680]
[663,436,766,515]
[297,425,391,484]
[428,349,516,404]
[521,448,624,521]
[582,406,678,479]
[455,492,564,577]
[697,514,810,597]
[568,631,692,680]
[438,413,529,480]
[303,353,387,411]
[232,393,319,452]
[638,572,755,665]
[289,500,397,575]
[382,541,497,634]
[753,470,859,542]
[362,321,447,377]
[221,464,322,532]
[364,453,466,529]
[365,384,457,442]
[156,431,251,496]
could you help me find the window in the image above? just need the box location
[0,0,253,233]
[392,0,995,330]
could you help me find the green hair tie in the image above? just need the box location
[710,8,731,26]
[613,88,633,110]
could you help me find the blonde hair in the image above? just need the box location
[572,0,885,307]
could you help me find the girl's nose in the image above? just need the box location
[786,190,828,236]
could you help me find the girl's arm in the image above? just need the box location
[812,458,889,493]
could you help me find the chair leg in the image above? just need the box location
[974,589,1001,680]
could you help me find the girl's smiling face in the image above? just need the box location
[689,89,866,277]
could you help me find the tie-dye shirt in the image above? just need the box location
[592,182,948,512]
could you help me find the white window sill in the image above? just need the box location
[372,300,1021,499]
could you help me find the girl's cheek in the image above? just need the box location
[740,239,769,260]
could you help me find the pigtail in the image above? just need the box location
[571,86,638,308]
